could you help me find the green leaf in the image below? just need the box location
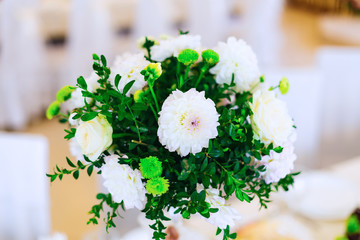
[81,112,98,121]
[77,76,87,90]
[92,54,100,61]
[235,188,244,201]
[123,80,135,95]
[66,157,76,168]
[229,232,237,239]
[101,55,107,67]
[114,74,121,88]
[216,228,222,235]
[87,165,94,176]
[96,193,106,200]
[200,158,208,172]
[274,146,283,153]
[73,170,79,180]
[132,103,148,111]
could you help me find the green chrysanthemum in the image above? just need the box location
[140,156,163,179]
[46,100,61,120]
[56,85,75,102]
[201,49,219,65]
[279,77,289,95]
[178,49,199,65]
[146,177,169,195]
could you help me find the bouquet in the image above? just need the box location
[46,33,298,240]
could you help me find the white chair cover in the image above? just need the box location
[264,68,323,168]
[133,0,173,39]
[316,48,360,164]
[186,0,230,47]
[0,0,49,130]
[65,0,113,86]
[0,132,50,240]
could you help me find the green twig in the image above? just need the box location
[195,64,209,88]
[125,103,141,142]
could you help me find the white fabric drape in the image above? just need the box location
[133,0,173,39]
[64,0,114,86]
[0,0,49,130]
[0,133,50,240]
[264,69,323,169]
[186,0,230,47]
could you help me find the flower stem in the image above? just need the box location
[112,133,137,138]
[149,103,158,122]
[126,103,141,142]
[176,61,181,87]
[149,85,160,113]
[195,64,209,88]
[182,65,191,88]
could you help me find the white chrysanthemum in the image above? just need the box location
[101,154,147,210]
[110,53,150,96]
[210,37,260,92]
[68,112,79,126]
[250,90,294,147]
[197,184,241,229]
[151,35,201,62]
[158,89,219,157]
[258,136,297,184]
[75,115,113,161]
[69,138,84,161]
[67,72,100,110]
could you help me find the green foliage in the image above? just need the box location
[47,35,298,240]
[87,193,125,232]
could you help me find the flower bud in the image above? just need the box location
[279,77,289,95]
[178,49,199,66]
[56,85,75,103]
[134,89,145,103]
[142,63,162,81]
[46,101,61,119]
[201,49,219,65]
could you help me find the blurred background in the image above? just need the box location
[1,0,360,239]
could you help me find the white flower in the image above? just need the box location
[110,53,150,96]
[69,138,84,161]
[197,185,241,229]
[258,137,297,184]
[67,72,100,110]
[101,154,147,210]
[158,89,219,157]
[69,112,79,126]
[210,37,260,92]
[250,90,294,147]
[151,35,201,62]
[74,114,113,161]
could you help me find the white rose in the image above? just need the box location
[75,114,113,161]
[250,90,293,146]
